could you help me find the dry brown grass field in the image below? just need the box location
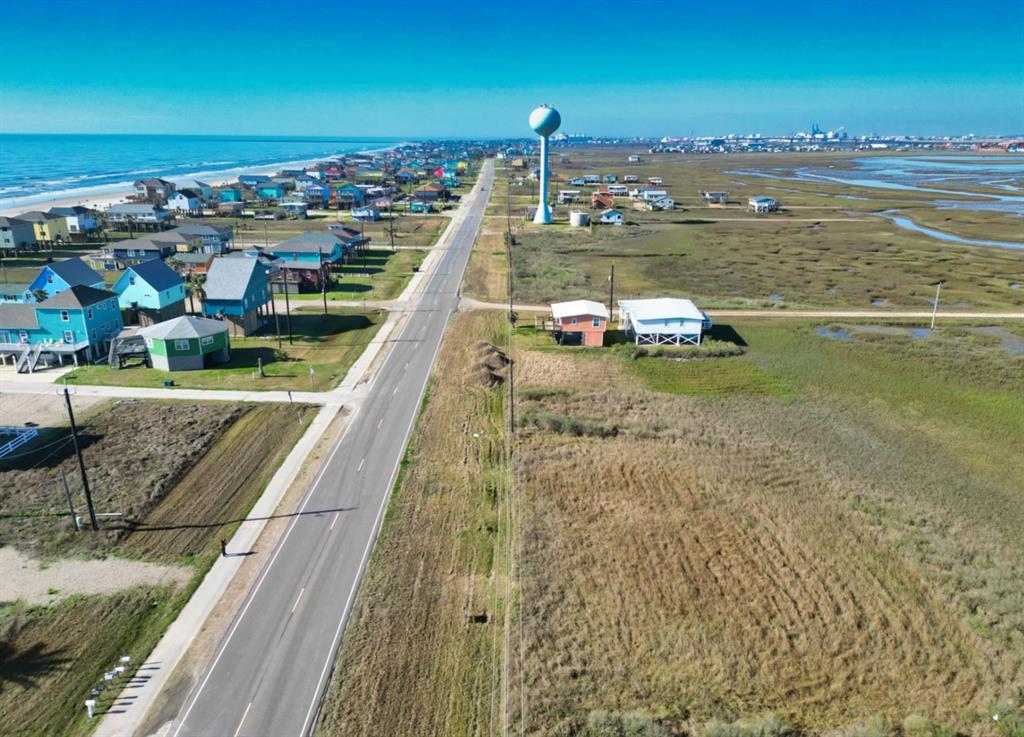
[508,321,1024,736]
[0,400,311,737]
[316,310,511,737]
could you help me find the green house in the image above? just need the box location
[139,315,230,371]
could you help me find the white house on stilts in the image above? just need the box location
[618,298,712,345]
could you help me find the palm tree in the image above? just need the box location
[186,273,206,315]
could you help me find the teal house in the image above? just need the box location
[255,183,285,201]
[113,259,187,326]
[140,316,230,371]
[0,285,123,371]
[28,257,105,300]
[219,187,243,203]
[266,232,346,263]
[201,257,272,336]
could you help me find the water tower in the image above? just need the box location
[529,104,561,224]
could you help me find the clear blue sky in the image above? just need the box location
[2,0,1021,137]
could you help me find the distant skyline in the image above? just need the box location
[2,0,1021,138]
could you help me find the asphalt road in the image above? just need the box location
[171,160,495,737]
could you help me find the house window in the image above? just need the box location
[87,309,93,319]
[63,330,74,343]
[18,330,28,342]
[570,317,578,325]
[91,328,97,340]
[592,317,601,328]
[129,276,136,286]
[60,310,70,322]
[174,339,191,351]
[200,335,214,346]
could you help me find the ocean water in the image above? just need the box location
[0,134,401,209]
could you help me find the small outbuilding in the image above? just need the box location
[749,196,779,213]
[550,299,610,347]
[618,298,712,345]
[599,209,623,225]
[140,316,230,371]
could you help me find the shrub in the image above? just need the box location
[901,714,958,737]
[704,714,795,737]
[519,411,618,438]
[583,709,672,737]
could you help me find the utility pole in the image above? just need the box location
[60,467,79,531]
[608,263,615,322]
[270,292,281,349]
[283,271,294,345]
[63,387,98,531]
[388,207,396,253]
[930,281,942,330]
[319,246,328,315]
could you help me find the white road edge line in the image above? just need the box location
[233,702,252,737]
[357,457,365,472]
[329,512,340,531]
[291,588,305,614]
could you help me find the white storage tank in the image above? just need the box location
[570,211,589,227]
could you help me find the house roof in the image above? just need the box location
[0,217,29,227]
[203,257,264,300]
[171,252,215,264]
[0,303,39,329]
[48,206,92,217]
[173,224,231,238]
[108,203,164,215]
[44,257,103,286]
[171,189,201,199]
[109,236,174,252]
[127,259,184,291]
[136,177,174,187]
[618,298,705,323]
[551,299,610,320]
[269,232,342,254]
[0,282,30,294]
[40,285,117,309]
[16,211,56,223]
[140,315,228,341]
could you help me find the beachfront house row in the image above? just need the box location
[618,298,712,346]
[0,217,38,253]
[140,316,230,371]
[18,211,71,244]
[134,178,176,202]
[550,299,610,347]
[201,256,272,336]
[167,189,203,215]
[47,206,100,237]
[106,203,172,229]
[113,259,187,326]
[29,257,105,300]
[0,285,124,371]
[100,236,178,268]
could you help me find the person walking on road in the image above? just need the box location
[220,539,227,557]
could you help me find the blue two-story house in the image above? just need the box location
[255,183,285,202]
[0,285,123,371]
[113,259,187,326]
[29,257,105,300]
[201,257,272,336]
